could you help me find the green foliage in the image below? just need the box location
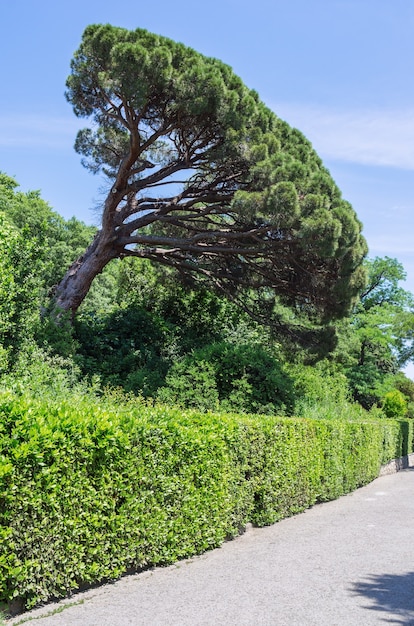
[289,361,367,421]
[80,260,122,315]
[0,172,95,291]
[381,389,408,419]
[0,394,245,609]
[361,259,414,354]
[74,262,279,400]
[57,24,368,325]
[332,256,414,409]
[0,344,90,401]
[0,210,43,363]
[346,362,386,409]
[1,181,409,425]
[360,256,412,311]
[0,173,96,367]
[69,253,414,420]
[393,372,414,401]
[43,216,96,288]
[158,359,220,412]
[158,342,294,414]
[74,305,171,395]
[115,258,258,351]
[35,313,78,360]
[0,390,411,610]
[392,372,414,418]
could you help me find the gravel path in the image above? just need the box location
[8,468,414,626]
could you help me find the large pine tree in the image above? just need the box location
[53,24,367,324]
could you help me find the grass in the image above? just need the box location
[1,600,85,624]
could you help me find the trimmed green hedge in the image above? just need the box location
[0,391,412,610]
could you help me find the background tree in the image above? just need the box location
[0,207,43,366]
[0,173,97,360]
[0,172,96,294]
[74,257,277,399]
[3,170,413,419]
[157,341,294,414]
[337,257,414,409]
[53,23,367,329]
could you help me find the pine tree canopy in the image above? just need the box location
[55,23,367,324]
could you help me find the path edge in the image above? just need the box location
[379,452,414,476]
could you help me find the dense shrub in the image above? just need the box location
[289,361,371,421]
[0,212,43,365]
[0,391,412,611]
[382,389,408,419]
[158,342,294,414]
[74,306,171,395]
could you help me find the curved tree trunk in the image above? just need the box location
[53,230,118,318]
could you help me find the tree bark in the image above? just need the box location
[53,230,118,318]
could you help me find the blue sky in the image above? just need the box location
[1,0,414,297]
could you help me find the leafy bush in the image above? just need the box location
[0,212,43,363]
[290,361,367,421]
[0,344,93,401]
[0,390,411,611]
[157,359,220,411]
[74,306,171,394]
[382,389,408,419]
[158,342,294,414]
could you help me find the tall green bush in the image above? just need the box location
[158,342,294,414]
[382,389,408,419]
[0,212,43,365]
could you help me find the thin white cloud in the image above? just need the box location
[368,238,414,255]
[271,103,414,170]
[0,114,82,150]
[5,106,414,170]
